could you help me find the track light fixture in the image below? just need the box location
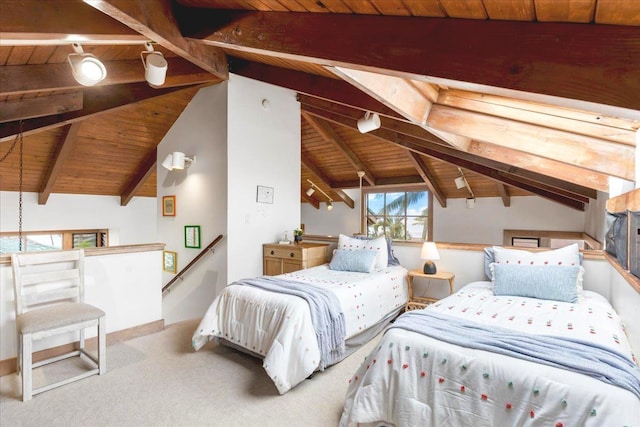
[455,168,476,208]
[67,43,107,86]
[141,42,168,87]
[161,151,195,171]
[357,111,381,133]
[306,179,334,211]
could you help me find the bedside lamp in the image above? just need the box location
[420,242,440,274]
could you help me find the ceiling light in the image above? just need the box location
[327,201,333,211]
[306,187,315,197]
[454,176,467,189]
[141,42,168,87]
[161,151,195,171]
[67,43,107,86]
[357,111,381,133]
[306,178,334,211]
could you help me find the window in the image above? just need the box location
[0,229,108,254]
[364,187,432,241]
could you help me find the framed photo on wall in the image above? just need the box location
[184,225,201,249]
[163,250,177,273]
[162,195,176,216]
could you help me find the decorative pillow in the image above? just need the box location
[492,243,581,267]
[490,263,584,303]
[329,249,377,273]
[352,234,400,266]
[338,234,388,270]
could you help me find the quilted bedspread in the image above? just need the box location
[340,282,640,427]
[192,265,408,394]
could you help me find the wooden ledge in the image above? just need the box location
[0,243,165,265]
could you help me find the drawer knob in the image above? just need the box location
[270,250,275,255]
[290,252,294,257]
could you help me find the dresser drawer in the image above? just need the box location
[263,246,301,261]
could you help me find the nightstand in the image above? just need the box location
[405,269,455,311]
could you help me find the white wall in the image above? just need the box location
[302,195,586,245]
[226,74,301,282]
[157,84,229,325]
[0,191,157,245]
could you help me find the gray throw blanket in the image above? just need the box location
[391,310,640,399]
[233,276,346,370]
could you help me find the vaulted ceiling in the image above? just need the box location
[0,0,638,212]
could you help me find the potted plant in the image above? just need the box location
[294,228,304,244]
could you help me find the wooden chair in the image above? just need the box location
[11,249,106,401]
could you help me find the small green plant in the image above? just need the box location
[294,228,304,237]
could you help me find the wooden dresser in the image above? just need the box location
[263,242,329,276]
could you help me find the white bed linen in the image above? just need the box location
[340,281,640,427]
[192,264,408,394]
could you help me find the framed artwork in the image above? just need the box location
[162,195,176,216]
[163,250,177,273]
[256,185,274,204]
[184,225,201,249]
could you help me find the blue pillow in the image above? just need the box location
[491,263,582,303]
[329,249,377,273]
[353,235,401,266]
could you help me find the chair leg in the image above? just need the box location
[79,327,85,352]
[21,334,32,402]
[16,335,21,376]
[98,316,106,375]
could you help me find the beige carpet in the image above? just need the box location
[0,319,381,427]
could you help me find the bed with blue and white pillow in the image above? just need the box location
[340,244,640,427]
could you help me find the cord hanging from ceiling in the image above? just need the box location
[0,121,25,251]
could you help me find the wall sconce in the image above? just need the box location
[306,179,334,211]
[420,241,440,274]
[161,151,195,171]
[67,43,107,86]
[141,42,168,87]
[357,111,381,133]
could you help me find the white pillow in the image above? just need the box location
[492,243,580,267]
[337,234,388,270]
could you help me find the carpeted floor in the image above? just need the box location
[0,319,380,427]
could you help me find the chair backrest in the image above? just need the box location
[11,249,85,316]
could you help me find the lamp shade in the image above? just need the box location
[420,242,440,260]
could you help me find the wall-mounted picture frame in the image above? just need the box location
[163,250,177,273]
[256,185,274,204]
[162,195,176,216]
[184,225,201,249]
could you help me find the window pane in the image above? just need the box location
[367,193,385,216]
[407,191,428,215]
[73,233,97,248]
[407,216,428,241]
[385,217,406,240]
[0,236,23,254]
[28,234,63,251]
[383,192,405,215]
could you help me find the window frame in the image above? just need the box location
[0,229,108,254]
[362,185,433,242]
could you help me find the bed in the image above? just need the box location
[340,245,640,427]
[192,234,409,394]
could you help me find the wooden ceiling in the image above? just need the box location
[0,0,638,212]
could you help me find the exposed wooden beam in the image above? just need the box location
[302,112,375,186]
[120,148,157,206]
[0,82,207,142]
[83,0,228,80]
[427,104,635,181]
[333,176,426,189]
[0,58,218,96]
[301,153,355,209]
[302,192,320,209]
[301,104,586,210]
[497,183,511,207]
[437,89,638,146]
[0,0,145,46]
[38,123,82,205]
[300,96,599,199]
[407,151,447,208]
[232,60,405,121]
[0,92,83,123]
[189,10,640,112]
